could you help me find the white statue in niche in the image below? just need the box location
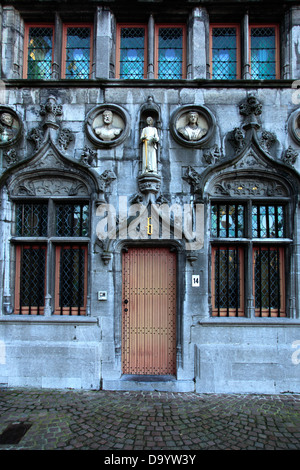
[178,111,207,142]
[93,109,122,142]
[140,116,159,173]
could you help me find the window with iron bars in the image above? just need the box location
[211,202,287,317]
[13,201,89,316]
[24,23,93,79]
[210,23,279,79]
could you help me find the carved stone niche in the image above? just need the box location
[170,105,216,148]
[288,108,300,146]
[0,106,22,148]
[85,104,130,148]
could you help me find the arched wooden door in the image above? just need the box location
[122,247,177,375]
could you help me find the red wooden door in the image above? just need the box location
[122,247,176,375]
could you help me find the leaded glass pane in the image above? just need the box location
[119,27,145,79]
[254,247,281,315]
[214,247,241,314]
[27,27,53,79]
[56,204,89,237]
[211,203,244,237]
[16,203,48,237]
[59,246,85,313]
[251,27,276,79]
[252,205,284,238]
[212,27,237,79]
[65,27,91,79]
[158,27,183,79]
[19,246,46,314]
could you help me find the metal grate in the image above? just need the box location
[16,203,48,237]
[19,246,46,315]
[213,247,242,316]
[251,27,277,79]
[211,203,244,238]
[157,27,183,79]
[252,205,284,238]
[58,246,86,315]
[212,27,238,79]
[119,27,145,79]
[65,27,91,79]
[56,204,89,237]
[27,27,53,79]
[254,247,282,316]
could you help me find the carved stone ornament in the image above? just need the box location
[12,176,89,197]
[288,109,300,145]
[85,104,130,148]
[283,146,298,166]
[0,106,22,148]
[170,105,216,147]
[211,177,289,197]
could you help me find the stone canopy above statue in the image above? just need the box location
[85,104,130,148]
[170,105,216,147]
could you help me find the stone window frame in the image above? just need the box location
[12,197,91,316]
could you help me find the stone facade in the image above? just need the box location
[0,0,300,393]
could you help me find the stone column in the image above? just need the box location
[285,6,300,80]
[1,6,24,79]
[95,7,114,79]
[147,14,155,79]
[242,12,250,79]
[187,7,209,79]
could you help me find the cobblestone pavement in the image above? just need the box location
[0,388,300,453]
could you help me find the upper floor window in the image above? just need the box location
[116,24,147,79]
[24,23,93,79]
[210,25,240,79]
[210,23,279,79]
[155,25,186,79]
[14,201,90,316]
[116,23,186,79]
[24,25,54,79]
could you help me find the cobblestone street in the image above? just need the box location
[0,388,300,452]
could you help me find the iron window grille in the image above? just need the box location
[16,203,48,237]
[155,26,186,79]
[250,26,279,79]
[210,25,240,79]
[62,25,93,79]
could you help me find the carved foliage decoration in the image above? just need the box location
[211,177,289,197]
[170,105,216,148]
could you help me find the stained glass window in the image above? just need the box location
[211,203,245,238]
[157,27,184,79]
[26,26,54,79]
[250,26,277,79]
[56,204,89,237]
[56,245,87,315]
[16,203,48,237]
[252,205,284,238]
[118,27,146,79]
[211,26,239,79]
[16,245,47,315]
[64,26,92,79]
